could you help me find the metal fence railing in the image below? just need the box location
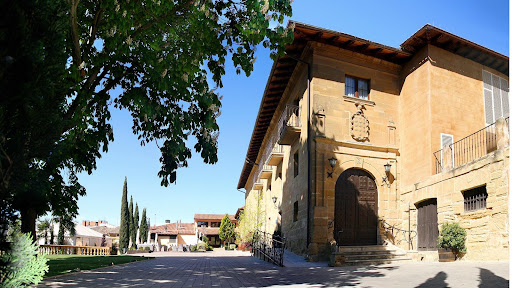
[433,117,509,174]
[252,230,286,267]
[278,104,301,141]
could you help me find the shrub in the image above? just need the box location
[144,247,151,251]
[438,222,467,254]
[206,245,213,251]
[196,242,206,252]
[201,235,208,243]
[110,243,118,255]
[0,227,49,287]
[190,245,197,252]
[138,247,144,251]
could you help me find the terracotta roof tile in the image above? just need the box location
[193,214,236,221]
[149,222,195,235]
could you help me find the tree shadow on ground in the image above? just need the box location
[39,255,397,287]
[415,271,448,287]
[478,268,509,288]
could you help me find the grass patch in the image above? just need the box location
[45,255,152,278]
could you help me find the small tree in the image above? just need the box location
[119,178,130,252]
[128,196,135,248]
[100,234,106,247]
[0,227,48,287]
[134,203,139,244]
[219,214,234,246]
[139,208,148,243]
[237,193,265,244]
[438,222,467,255]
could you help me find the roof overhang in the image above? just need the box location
[401,24,509,75]
[236,21,509,189]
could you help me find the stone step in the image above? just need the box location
[340,250,407,256]
[344,257,412,266]
[344,253,407,261]
[337,245,396,253]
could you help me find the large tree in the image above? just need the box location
[1,0,293,238]
[118,178,130,252]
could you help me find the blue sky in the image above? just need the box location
[76,0,509,226]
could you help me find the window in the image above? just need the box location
[440,133,454,167]
[345,75,369,100]
[210,222,220,228]
[483,70,509,125]
[293,151,299,177]
[293,201,298,222]
[197,221,208,227]
[463,185,488,212]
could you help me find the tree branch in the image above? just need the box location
[69,0,82,68]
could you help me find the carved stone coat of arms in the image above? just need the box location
[350,104,369,142]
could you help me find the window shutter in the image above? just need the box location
[483,71,492,90]
[501,78,509,118]
[484,89,494,125]
[492,74,503,119]
[440,134,454,167]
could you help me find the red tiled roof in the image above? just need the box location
[197,227,220,236]
[194,214,236,221]
[149,222,195,235]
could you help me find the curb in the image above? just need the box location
[42,256,154,281]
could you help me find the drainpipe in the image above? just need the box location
[286,53,312,252]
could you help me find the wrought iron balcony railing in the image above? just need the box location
[278,104,301,145]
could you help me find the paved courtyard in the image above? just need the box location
[40,250,509,288]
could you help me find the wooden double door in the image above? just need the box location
[335,169,378,246]
[416,199,438,251]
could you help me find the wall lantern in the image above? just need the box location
[327,156,337,178]
[382,162,392,187]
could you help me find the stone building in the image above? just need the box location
[237,22,509,263]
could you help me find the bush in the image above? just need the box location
[196,242,206,252]
[206,245,213,251]
[110,243,118,255]
[201,235,208,243]
[144,247,151,251]
[0,227,48,287]
[190,245,197,252]
[138,247,144,251]
[438,222,467,254]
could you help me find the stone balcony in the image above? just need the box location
[278,104,301,145]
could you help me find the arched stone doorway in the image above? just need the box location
[334,168,378,246]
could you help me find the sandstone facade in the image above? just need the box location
[238,22,509,262]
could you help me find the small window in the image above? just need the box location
[210,222,220,228]
[197,221,208,227]
[483,70,509,125]
[463,185,488,212]
[345,75,370,100]
[293,151,299,177]
[293,201,298,222]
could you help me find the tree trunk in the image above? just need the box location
[20,207,37,242]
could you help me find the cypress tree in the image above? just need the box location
[57,221,64,245]
[129,196,135,248]
[219,214,235,246]
[140,208,148,243]
[134,203,139,244]
[118,177,130,252]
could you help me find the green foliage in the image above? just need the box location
[139,208,148,243]
[190,245,197,252]
[1,0,293,238]
[206,245,213,251]
[196,242,206,252]
[128,196,135,248]
[143,247,150,251]
[438,222,467,254]
[134,203,139,243]
[110,243,118,255]
[0,227,48,287]
[119,178,130,252]
[237,193,265,244]
[201,235,208,243]
[37,218,51,245]
[219,214,234,244]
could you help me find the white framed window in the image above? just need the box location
[483,70,509,125]
[440,133,454,168]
